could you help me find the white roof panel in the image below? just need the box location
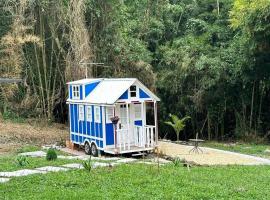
[67,78,101,85]
[83,79,136,104]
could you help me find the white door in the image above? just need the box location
[119,104,129,130]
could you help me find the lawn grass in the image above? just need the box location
[0,164,270,199]
[0,154,82,172]
[203,141,270,158]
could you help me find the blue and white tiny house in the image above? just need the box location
[67,78,160,156]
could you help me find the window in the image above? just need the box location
[106,107,114,122]
[130,85,137,97]
[72,85,80,99]
[86,106,92,122]
[94,106,101,123]
[134,104,142,119]
[79,105,84,121]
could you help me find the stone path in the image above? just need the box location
[158,141,270,166]
[0,150,171,184]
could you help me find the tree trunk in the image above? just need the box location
[249,80,255,131]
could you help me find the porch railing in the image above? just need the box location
[134,125,156,148]
[116,125,156,152]
[116,129,130,151]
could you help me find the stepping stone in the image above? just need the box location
[92,162,110,168]
[0,178,10,183]
[35,166,70,172]
[75,155,120,161]
[137,161,159,165]
[62,163,83,169]
[0,169,46,177]
[19,151,46,157]
[148,158,172,164]
[92,157,121,161]
[115,158,137,163]
[75,155,91,161]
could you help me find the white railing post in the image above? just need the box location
[151,127,154,147]
[118,130,121,151]
[126,103,130,150]
[154,101,158,146]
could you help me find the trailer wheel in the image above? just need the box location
[91,143,98,157]
[84,142,91,155]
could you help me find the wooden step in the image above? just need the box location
[132,152,147,157]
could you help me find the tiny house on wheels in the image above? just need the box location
[66,78,160,156]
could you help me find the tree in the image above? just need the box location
[165,114,190,142]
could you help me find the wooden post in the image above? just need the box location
[154,101,158,146]
[126,103,130,150]
[141,102,144,147]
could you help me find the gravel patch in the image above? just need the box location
[158,141,270,166]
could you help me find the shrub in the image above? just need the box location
[15,155,29,167]
[172,157,181,167]
[82,156,92,172]
[46,148,57,161]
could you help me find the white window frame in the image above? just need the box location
[79,105,84,121]
[106,107,114,122]
[134,104,142,120]
[72,85,80,99]
[129,85,137,98]
[94,106,101,123]
[86,106,92,122]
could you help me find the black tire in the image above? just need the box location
[84,142,91,155]
[91,143,98,157]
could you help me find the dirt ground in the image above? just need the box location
[0,120,69,154]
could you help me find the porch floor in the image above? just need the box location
[104,145,156,154]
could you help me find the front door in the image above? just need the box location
[119,104,129,130]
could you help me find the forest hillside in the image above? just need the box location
[1,0,270,142]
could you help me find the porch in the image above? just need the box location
[104,101,158,154]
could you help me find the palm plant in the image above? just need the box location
[165,114,190,142]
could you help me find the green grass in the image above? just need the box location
[0,154,81,172]
[203,142,270,158]
[0,164,270,199]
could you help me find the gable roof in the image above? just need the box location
[67,78,160,105]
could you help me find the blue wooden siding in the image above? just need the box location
[85,81,100,97]
[119,90,128,99]
[106,123,114,145]
[79,85,83,100]
[70,104,104,149]
[139,88,150,98]
[69,86,72,99]
[134,120,142,126]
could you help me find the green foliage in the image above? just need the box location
[16,145,40,153]
[172,157,182,167]
[165,114,190,141]
[82,156,92,172]
[46,148,57,161]
[14,155,29,167]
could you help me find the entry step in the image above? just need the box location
[132,152,147,157]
